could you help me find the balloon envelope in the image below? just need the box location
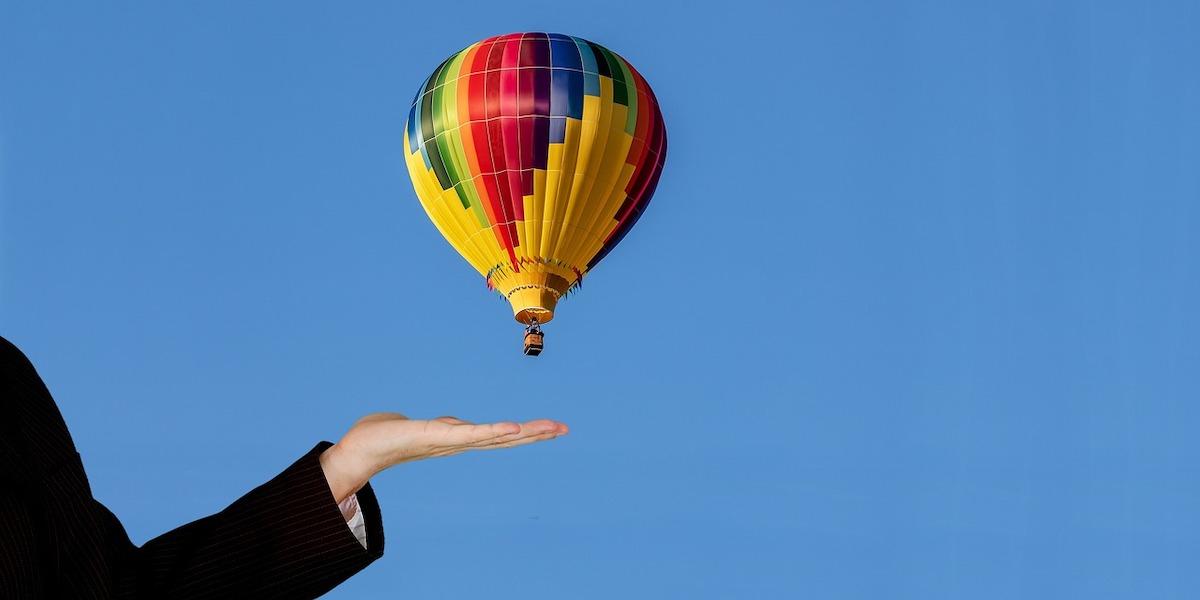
[403,32,667,324]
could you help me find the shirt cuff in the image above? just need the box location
[339,493,369,549]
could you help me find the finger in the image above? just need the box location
[472,430,563,451]
[459,419,564,447]
[428,422,568,457]
[437,419,566,448]
[468,420,566,447]
[443,421,522,446]
[427,429,562,458]
[461,429,527,448]
[519,419,564,434]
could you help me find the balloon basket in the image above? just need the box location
[523,321,545,356]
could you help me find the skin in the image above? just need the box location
[319,413,569,503]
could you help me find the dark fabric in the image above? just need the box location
[0,335,385,599]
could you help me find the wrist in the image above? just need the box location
[319,443,372,503]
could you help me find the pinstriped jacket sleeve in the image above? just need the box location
[105,441,386,599]
[0,335,386,599]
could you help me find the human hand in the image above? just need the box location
[319,413,568,503]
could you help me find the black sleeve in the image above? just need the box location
[107,442,386,599]
[1,334,386,599]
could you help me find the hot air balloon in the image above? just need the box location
[403,32,667,355]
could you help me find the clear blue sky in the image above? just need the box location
[2,1,1197,598]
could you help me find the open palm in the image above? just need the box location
[320,413,568,502]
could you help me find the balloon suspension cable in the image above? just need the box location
[525,317,542,335]
[522,317,545,356]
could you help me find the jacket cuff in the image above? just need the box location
[216,441,386,596]
[304,441,386,561]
